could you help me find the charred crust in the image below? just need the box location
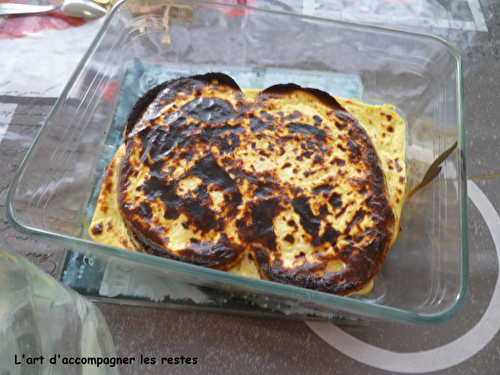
[117,73,397,295]
[124,73,242,139]
[124,81,168,139]
[124,216,243,269]
[260,84,344,111]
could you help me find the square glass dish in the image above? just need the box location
[6,0,467,324]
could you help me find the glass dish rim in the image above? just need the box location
[5,0,469,325]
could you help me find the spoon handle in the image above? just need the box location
[0,2,61,16]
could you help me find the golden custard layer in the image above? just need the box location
[89,73,406,296]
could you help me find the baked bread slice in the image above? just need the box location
[90,72,406,295]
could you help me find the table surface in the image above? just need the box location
[1,0,500,374]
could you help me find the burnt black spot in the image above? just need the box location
[142,179,179,220]
[194,184,210,202]
[347,139,362,162]
[304,170,315,177]
[329,192,342,210]
[319,204,329,216]
[292,197,321,236]
[313,154,324,164]
[138,119,188,165]
[287,122,327,140]
[260,111,274,121]
[312,184,333,196]
[179,151,194,162]
[191,155,237,188]
[238,199,283,251]
[220,133,240,154]
[179,234,240,267]
[388,125,394,133]
[103,180,113,194]
[92,223,103,235]
[332,158,346,167]
[394,158,403,172]
[254,179,277,199]
[284,110,302,121]
[249,113,275,133]
[335,111,352,122]
[346,210,366,233]
[314,224,339,247]
[335,121,347,130]
[184,200,217,231]
[143,155,240,232]
[137,202,152,221]
[313,115,322,126]
[287,220,297,228]
[284,234,295,244]
[302,151,314,159]
[180,97,237,125]
[355,228,373,243]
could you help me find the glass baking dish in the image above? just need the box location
[6,0,467,324]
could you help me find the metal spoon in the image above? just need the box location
[0,0,108,19]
